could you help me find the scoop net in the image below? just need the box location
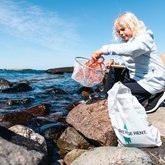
[71,56,106,87]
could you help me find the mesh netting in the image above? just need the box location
[71,56,106,87]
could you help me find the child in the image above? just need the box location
[91,12,165,113]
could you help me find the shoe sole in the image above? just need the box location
[146,92,165,114]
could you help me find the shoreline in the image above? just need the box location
[0,68,32,71]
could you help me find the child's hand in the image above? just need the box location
[92,48,103,61]
[105,59,114,69]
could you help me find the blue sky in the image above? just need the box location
[0,0,165,70]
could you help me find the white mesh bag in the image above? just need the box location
[71,56,106,87]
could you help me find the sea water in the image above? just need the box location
[0,69,83,114]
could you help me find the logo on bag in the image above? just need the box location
[123,124,131,144]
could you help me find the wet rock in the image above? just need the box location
[2,83,32,92]
[56,118,68,126]
[94,84,104,93]
[66,99,117,146]
[0,111,34,125]
[0,125,48,165]
[77,87,93,98]
[46,88,67,94]
[38,123,67,140]
[81,91,91,98]
[45,67,73,74]
[0,121,14,129]
[46,138,60,164]
[65,101,80,111]
[64,149,86,165]
[25,117,54,131]
[48,112,67,121]
[70,146,155,165]
[0,78,13,90]
[27,103,51,116]
[86,94,106,104]
[9,125,47,151]
[6,97,34,106]
[57,127,91,155]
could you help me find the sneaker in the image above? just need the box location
[145,91,165,113]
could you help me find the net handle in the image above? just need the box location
[96,56,104,63]
[88,56,105,70]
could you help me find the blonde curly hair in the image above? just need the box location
[113,12,146,41]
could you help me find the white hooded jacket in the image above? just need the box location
[102,30,165,94]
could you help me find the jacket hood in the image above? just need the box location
[145,29,154,39]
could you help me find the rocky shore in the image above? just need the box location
[0,98,165,165]
[0,67,165,165]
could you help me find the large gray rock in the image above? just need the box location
[0,126,48,165]
[9,125,47,152]
[0,137,48,165]
[66,99,117,146]
[70,146,155,165]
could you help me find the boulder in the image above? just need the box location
[38,123,67,139]
[66,99,117,146]
[77,86,94,98]
[0,112,34,125]
[27,103,51,116]
[2,83,32,92]
[8,124,47,151]
[0,126,48,165]
[57,127,91,155]
[70,146,155,165]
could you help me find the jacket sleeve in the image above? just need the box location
[102,34,153,58]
